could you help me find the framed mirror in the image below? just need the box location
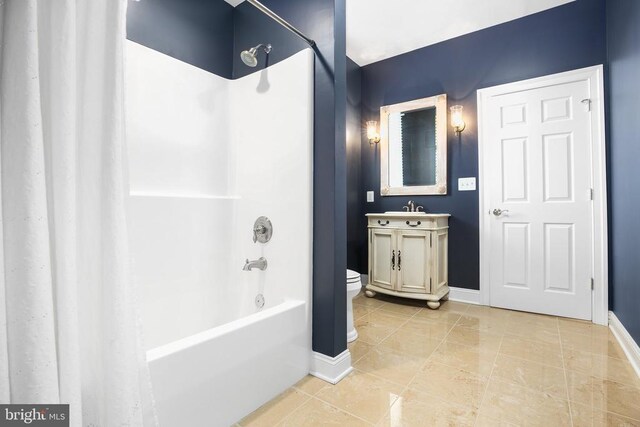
[380,94,447,196]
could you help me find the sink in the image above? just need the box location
[383,211,427,216]
[366,212,450,217]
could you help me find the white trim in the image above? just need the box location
[310,350,353,384]
[477,65,609,325]
[609,312,640,380]
[448,287,481,305]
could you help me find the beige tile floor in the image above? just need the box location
[238,292,640,426]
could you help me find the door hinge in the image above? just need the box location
[581,98,592,112]
[591,278,594,290]
[590,188,594,200]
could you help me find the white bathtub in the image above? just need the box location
[147,299,310,426]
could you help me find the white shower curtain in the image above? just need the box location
[0,0,155,425]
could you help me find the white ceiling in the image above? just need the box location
[347,0,574,66]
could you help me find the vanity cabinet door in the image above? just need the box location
[396,230,431,294]
[369,228,396,291]
[431,230,449,295]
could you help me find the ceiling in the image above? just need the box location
[347,0,574,66]
[226,0,575,67]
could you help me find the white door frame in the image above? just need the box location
[477,65,608,325]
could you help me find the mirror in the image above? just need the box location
[380,94,447,195]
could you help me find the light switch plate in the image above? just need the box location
[458,177,476,191]
[366,191,374,202]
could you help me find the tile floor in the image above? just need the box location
[238,292,640,426]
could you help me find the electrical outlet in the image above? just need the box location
[366,191,374,202]
[458,177,476,191]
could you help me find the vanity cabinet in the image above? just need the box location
[366,213,450,309]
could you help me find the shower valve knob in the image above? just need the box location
[252,216,273,244]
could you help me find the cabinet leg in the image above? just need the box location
[427,300,441,310]
[365,290,377,298]
[441,292,450,301]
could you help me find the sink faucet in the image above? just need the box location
[402,200,424,213]
[243,257,268,271]
[403,200,416,212]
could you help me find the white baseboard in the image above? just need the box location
[609,311,640,379]
[310,349,353,384]
[448,286,481,305]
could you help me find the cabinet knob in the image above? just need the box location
[378,220,390,226]
[406,220,422,227]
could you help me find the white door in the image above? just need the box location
[482,79,593,319]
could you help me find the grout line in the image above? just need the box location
[239,388,313,427]
[310,387,379,425]
[373,303,473,424]
[557,317,575,427]
[472,323,505,427]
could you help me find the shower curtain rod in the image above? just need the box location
[246,0,316,47]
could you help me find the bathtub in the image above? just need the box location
[147,299,310,426]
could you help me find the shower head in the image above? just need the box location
[240,44,272,67]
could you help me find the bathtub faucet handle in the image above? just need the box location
[252,216,273,244]
[253,225,266,243]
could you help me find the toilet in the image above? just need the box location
[346,269,362,342]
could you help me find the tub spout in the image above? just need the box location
[243,257,268,271]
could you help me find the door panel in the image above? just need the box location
[485,79,592,319]
[501,137,529,202]
[397,230,430,294]
[503,223,530,289]
[370,229,395,290]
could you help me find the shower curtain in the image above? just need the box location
[0,0,155,425]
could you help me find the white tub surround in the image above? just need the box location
[126,43,314,425]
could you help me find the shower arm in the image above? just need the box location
[246,0,315,48]
[251,43,272,54]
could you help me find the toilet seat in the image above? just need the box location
[347,269,360,283]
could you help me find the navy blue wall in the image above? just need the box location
[347,58,362,271]
[234,0,348,357]
[359,0,606,289]
[607,0,640,343]
[127,0,234,79]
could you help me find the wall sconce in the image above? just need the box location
[366,120,380,145]
[450,105,466,135]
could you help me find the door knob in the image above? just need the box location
[492,208,509,216]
